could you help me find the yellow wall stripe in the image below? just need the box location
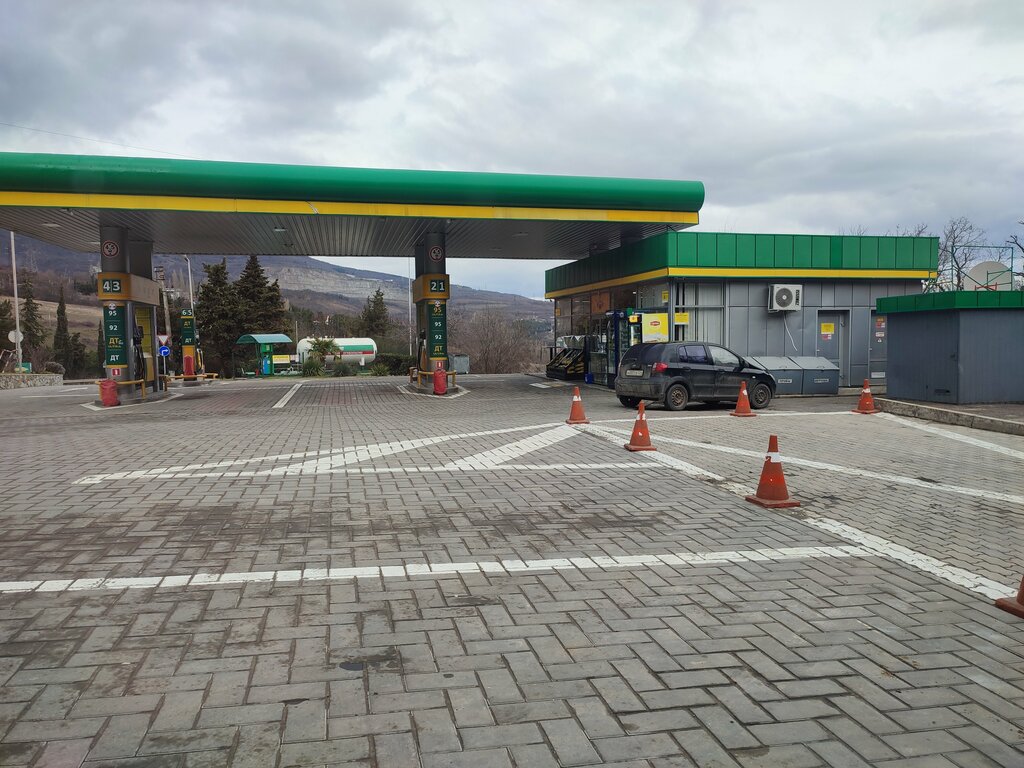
[545,268,936,298]
[0,191,699,225]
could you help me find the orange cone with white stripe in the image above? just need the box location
[745,434,800,508]
[853,379,881,414]
[731,382,756,417]
[565,386,590,424]
[624,402,656,451]
[995,577,1024,619]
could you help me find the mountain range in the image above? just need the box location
[2,231,553,325]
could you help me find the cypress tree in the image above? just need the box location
[18,273,46,351]
[53,285,71,365]
[359,287,391,338]
[195,259,243,376]
[235,255,285,333]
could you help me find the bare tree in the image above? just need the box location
[889,223,931,237]
[1008,219,1024,290]
[455,308,541,374]
[937,217,986,291]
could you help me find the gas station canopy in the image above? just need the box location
[0,153,703,260]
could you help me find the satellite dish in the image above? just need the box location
[965,261,1012,291]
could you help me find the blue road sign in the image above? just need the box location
[159,345,171,357]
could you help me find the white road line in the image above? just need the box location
[878,413,1024,461]
[0,544,872,595]
[806,518,1014,600]
[272,382,303,409]
[590,425,1024,507]
[440,425,577,470]
[74,422,564,484]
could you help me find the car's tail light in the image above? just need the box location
[652,362,668,374]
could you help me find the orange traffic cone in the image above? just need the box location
[995,577,1024,619]
[745,435,800,508]
[731,382,756,417]
[566,386,590,425]
[624,402,656,451]
[853,379,881,414]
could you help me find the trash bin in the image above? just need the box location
[747,356,802,395]
[790,357,840,395]
[448,354,470,375]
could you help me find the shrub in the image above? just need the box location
[301,359,325,377]
[43,361,66,375]
[374,353,417,375]
[368,362,390,376]
[332,363,357,377]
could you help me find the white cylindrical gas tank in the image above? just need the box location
[297,337,377,364]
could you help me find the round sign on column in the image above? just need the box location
[159,346,171,357]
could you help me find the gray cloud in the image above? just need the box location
[1,0,1022,297]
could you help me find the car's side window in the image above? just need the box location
[683,344,709,364]
[709,346,740,367]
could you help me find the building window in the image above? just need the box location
[674,281,724,344]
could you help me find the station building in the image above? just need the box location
[545,231,938,387]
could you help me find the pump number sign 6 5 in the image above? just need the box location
[104,305,127,367]
[429,301,447,360]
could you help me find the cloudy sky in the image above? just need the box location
[2,0,1022,297]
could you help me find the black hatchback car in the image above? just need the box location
[614,342,776,411]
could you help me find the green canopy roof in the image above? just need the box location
[236,334,292,345]
[0,152,704,211]
[0,152,702,260]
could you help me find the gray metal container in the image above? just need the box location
[790,356,840,395]
[747,356,802,395]
[448,354,470,375]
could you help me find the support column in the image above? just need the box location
[413,232,450,371]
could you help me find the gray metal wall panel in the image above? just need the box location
[728,282,748,306]
[766,313,786,356]
[728,306,749,351]
[801,283,822,307]
[849,306,871,384]
[852,282,872,306]
[746,306,768,355]
[835,282,853,308]
[887,311,959,402]
[958,311,1024,403]
[749,283,770,310]
[820,283,835,307]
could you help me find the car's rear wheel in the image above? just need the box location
[618,396,641,408]
[750,382,772,409]
[664,384,689,411]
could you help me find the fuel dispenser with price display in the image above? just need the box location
[96,228,163,398]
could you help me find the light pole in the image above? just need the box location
[9,231,22,369]
[182,254,196,315]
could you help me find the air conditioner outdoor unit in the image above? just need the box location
[769,284,802,311]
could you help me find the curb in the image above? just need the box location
[876,398,1024,437]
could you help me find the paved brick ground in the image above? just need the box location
[0,376,1022,767]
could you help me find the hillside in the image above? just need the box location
[0,231,553,326]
